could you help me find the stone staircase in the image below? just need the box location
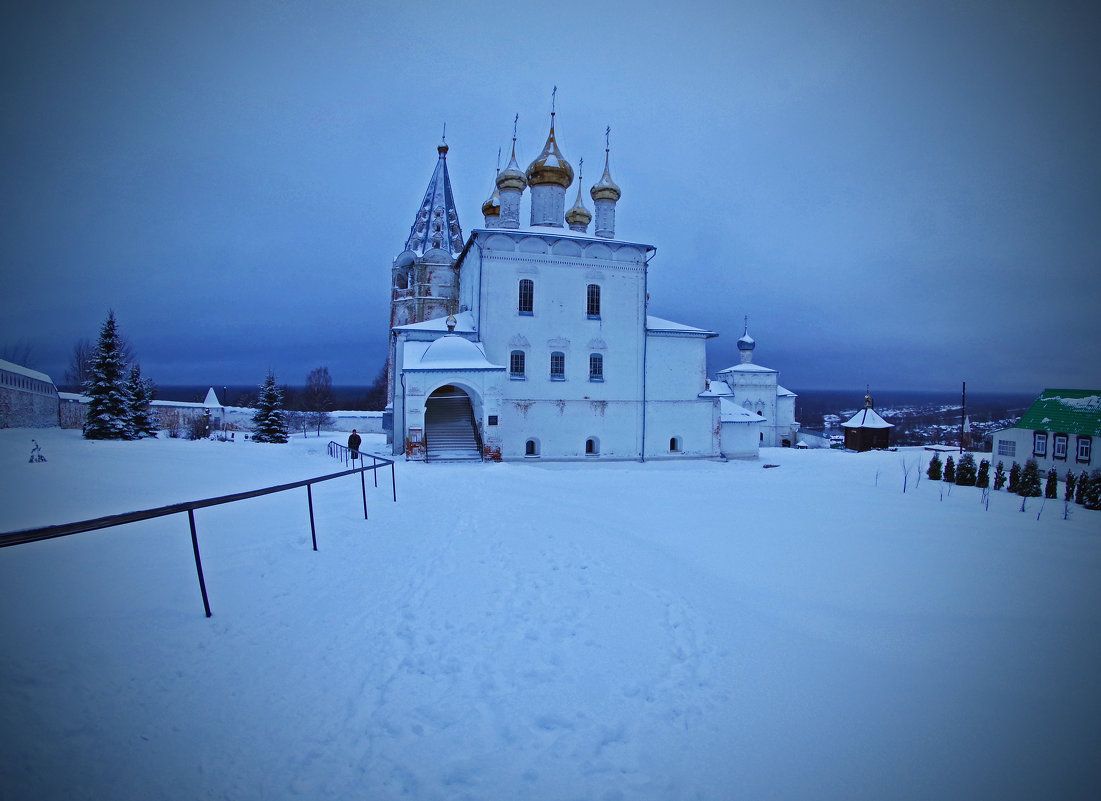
[425,391,482,461]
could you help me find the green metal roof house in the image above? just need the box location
[990,389,1100,474]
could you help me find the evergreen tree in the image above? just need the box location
[1064,471,1076,502]
[1044,468,1059,499]
[1084,470,1101,511]
[1077,471,1090,505]
[1017,458,1042,497]
[956,453,977,486]
[1008,462,1021,493]
[927,453,942,481]
[83,311,134,439]
[126,364,159,438]
[252,371,288,443]
[976,459,990,489]
[994,461,1007,490]
[944,455,956,483]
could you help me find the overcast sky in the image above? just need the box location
[2,0,1098,394]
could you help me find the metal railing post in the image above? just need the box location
[307,484,318,551]
[371,454,378,487]
[391,462,397,502]
[188,510,212,618]
[360,467,368,520]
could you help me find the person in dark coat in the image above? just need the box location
[347,429,361,459]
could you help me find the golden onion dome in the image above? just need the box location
[526,114,574,188]
[496,139,527,192]
[481,180,501,218]
[590,147,620,202]
[565,160,591,227]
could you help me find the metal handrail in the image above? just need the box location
[0,448,397,617]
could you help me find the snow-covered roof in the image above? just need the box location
[777,385,796,397]
[646,316,717,338]
[203,388,222,407]
[403,336,504,372]
[0,358,55,385]
[470,225,654,252]
[841,407,893,429]
[698,382,733,398]
[717,362,777,375]
[719,398,766,423]
[394,310,477,334]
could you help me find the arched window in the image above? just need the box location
[586,437,599,455]
[669,436,682,452]
[586,284,601,318]
[550,351,565,380]
[588,353,603,382]
[525,439,540,457]
[518,279,534,315]
[510,350,526,379]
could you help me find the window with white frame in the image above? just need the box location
[518,279,534,315]
[588,353,603,382]
[1078,436,1092,463]
[1054,434,1068,460]
[997,439,1016,457]
[510,350,526,379]
[550,351,565,380]
[1033,431,1047,457]
[586,284,601,318]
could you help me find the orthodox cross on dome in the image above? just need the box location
[605,125,610,151]
[552,85,557,115]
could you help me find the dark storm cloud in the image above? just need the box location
[3,0,1099,393]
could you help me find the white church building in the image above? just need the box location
[384,110,796,461]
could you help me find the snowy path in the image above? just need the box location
[2,429,1100,799]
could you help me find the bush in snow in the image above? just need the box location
[976,459,990,489]
[927,453,942,481]
[1044,468,1059,500]
[994,461,1007,491]
[955,453,977,486]
[1064,471,1076,502]
[1017,459,1043,498]
[1084,470,1101,511]
[943,455,956,483]
[1008,462,1021,493]
[251,371,289,444]
[1077,471,1091,506]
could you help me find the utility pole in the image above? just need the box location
[960,381,966,454]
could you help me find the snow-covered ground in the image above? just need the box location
[2,428,1099,800]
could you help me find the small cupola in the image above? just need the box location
[496,115,526,229]
[565,157,592,233]
[737,317,756,364]
[590,126,621,238]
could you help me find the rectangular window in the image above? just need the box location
[589,353,603,382]
[997,439,1016,458]
[1054,434,1068,460]
[509,350,525,380]
[1078,436,1092,463]
[488,415,498,426]
[1033,431,1047,457]
[518,279,534,315]
[550,351,565,380]
[586,284,601,318]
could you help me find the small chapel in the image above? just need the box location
[383,105,797,461]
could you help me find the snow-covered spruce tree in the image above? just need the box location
[1017,458,1042,498]
[1084,470,1101,511]
[956,453,977,486]
[252,371,288,443]
[83,310,134,439]
[976,459,990,489]
[1076,471,1091,505]
[126,364,158,438]
[1064,471,1076,502]
[944,455,956,483]
[994,461,1007,490]
[1007,462,1021,493]
[927,453,942,481]
[1044,468,1059,499]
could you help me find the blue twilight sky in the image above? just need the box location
[2,0,1099,394]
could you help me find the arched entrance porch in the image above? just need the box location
[424,385,482,461]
